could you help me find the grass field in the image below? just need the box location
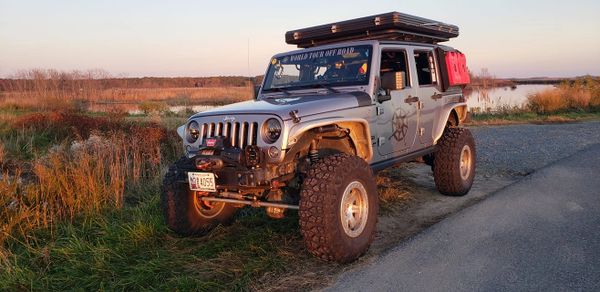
[0,69,253,112]
[1,75,599,290]
[0,111,308,290]
[0,86,252,112]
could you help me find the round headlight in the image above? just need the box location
[262,118,282,144]
[186,121,201,143]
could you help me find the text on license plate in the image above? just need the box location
[188,172,216,192]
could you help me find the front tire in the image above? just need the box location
[433,128,476,196]
[299,154,379,263]
[161,157,238,236]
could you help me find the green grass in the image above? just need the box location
[0,127,62,162]
[468,109,600,125]
[1,180,305,291]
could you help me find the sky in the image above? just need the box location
[1,0,599,78]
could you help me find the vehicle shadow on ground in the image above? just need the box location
[251,164,516,291]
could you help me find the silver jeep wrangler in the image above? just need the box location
[162,12,475,263]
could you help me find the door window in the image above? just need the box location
[380,50,410,88]
[414,50,437,86]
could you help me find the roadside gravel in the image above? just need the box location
[258,120,600,291]
[471,121,600,177]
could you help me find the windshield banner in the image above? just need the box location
[288,47,358,62]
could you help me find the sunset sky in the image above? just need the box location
[1,0,599,78]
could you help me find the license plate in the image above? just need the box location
[188,172,216,192]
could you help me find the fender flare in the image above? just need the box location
[286,117,373,162]
[177,125,186,139]
[433,103,468,144]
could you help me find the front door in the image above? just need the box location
[376,49,419,157]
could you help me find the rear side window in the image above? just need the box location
[414,50,437,86]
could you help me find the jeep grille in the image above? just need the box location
[200,121,259,149]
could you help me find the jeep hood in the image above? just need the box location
[191,91,372,121]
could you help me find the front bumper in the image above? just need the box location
[211,165,270,189]
[180,154,273,192]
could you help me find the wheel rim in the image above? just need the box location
[193,191,225,218]
[340,181,369,238]
[459,145,472,180]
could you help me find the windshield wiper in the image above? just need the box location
[311,84,340,94]
[263,87,291,96]
[264,84,340,96]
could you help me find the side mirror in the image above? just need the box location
[253,85,262,99]
[377,93,391,103]
[381,71,406,92]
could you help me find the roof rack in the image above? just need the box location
[285,12,459,48]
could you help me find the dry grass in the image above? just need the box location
[0,69,253,111]
[0,112,179,253]
[527,77,600,113]
[0,142,5,165]
[527,88,566,112]
[375,166,416,209]
[102,87,252,104]
[0,87,252,111]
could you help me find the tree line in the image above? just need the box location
[0,69,263,92]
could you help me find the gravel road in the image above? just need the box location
[471,121,600,177]
[357,121,600,268]
[338,120,600,289]
[330,134,600,292]
[262,121,600,291]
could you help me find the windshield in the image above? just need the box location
[262,45,372,92]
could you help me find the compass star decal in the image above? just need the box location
[390,108,409,143]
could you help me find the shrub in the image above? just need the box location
[139,101,168,115]
[0,114,181,251]
[527,78,600,113]
[12,112,123,140]
[527,88,566,113]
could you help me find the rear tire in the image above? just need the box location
[161,157,237,236]
[433,128,476,196]
[299,153,379,263]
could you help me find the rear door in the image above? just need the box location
[412,47,443,147]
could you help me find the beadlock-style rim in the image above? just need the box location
[340,181,369,238]
[460,145,472,180]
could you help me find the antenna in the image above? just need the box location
[247,38,251,85]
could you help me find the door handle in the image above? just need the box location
[431,92,443,100]
[404,96,419,104]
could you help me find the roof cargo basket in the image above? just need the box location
[285,12,459,48]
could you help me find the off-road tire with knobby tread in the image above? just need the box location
[299,153,379,263]
[161,157,237,236]
[433,127,476,196]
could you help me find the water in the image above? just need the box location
[465,84,555,113]
[165,105,215,114]
[87,103,215,115]
[86,84,554,115]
